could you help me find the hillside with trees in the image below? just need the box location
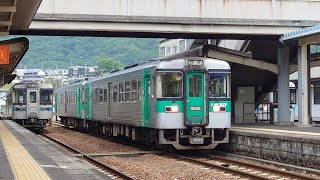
[1,36,159,69]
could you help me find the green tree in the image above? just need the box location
[97,58,124,73]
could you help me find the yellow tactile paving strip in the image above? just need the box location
[232,127,320,136]
[0,121,50,180]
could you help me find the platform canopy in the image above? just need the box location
[0,37,29,86]
[280,25,320,44]
[0,0,42,35]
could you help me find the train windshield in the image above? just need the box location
[156,72,182,98]
[209,73,230,98]
[40,89,53,104]
[14,89,26,104]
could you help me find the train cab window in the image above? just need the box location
[14,89,26,104]
[103,89,107,102]
[189,75,202,97]
[113,85,118,102]
[138,81,141,101]
[40,89,53,104]
[119,83,124,102]
[156,72,182,98]
[131,80,137,102]
[30,91,37,103]
[125,81,131,102]
[315,86,320,104]
[209,73,229,98]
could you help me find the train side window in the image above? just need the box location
[99,88,103,103]
[103,88,107,102]
[113,85,118,102]
[131,80,137,102]
[315,86,320,104]
[119,83,124,103]
[138,81,141,101]
[125,81,131,102]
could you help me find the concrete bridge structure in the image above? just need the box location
[14,0,320,39]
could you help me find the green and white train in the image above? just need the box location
[56,57,231,150]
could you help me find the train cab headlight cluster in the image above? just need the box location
[213,106,226,112]
[165,106,179,113]
[187,60,204,66]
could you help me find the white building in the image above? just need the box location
[159,39,194,57]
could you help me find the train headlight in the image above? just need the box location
[165,106,179,113]
[213,106,220,112]
[213,106,226,112]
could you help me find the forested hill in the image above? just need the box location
[2,36,159,69]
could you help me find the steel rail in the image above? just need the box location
[41,134,133,180]
[210,154,319,180]
[168,153,271,180]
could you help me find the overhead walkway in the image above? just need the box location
[15,0,320,38]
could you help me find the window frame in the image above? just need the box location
[208,72,230,98]
[113,85,118,102]
[156,71,183,98]
[131,80,138,103]
[119,82,124,103]
[125,81,131,103]
[103,88,108,102]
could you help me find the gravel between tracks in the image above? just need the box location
[44,126,138,153]
[97,154,239,180]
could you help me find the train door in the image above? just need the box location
[108,83,112,119]
[185,72,206,125]
[143,75,151,127]
[77,86,81,119]
[27,89,38,118]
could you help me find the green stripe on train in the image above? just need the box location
[86,82,92,120]
[209,100,231,112]
[156,100,183,112]
[156,100,231,113]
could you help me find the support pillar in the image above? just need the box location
[277,47,291,124]
[297,43,310,126]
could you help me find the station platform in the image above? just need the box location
[224,123,320,169]
[0,120,109,180]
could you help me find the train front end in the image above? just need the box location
[156,58,231,150]
[11,83,53,129]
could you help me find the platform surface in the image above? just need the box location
[231,123,320,142]
[0,120,110,180]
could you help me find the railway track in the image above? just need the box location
[41,133,134,180]
[48,122,319,179]
[168,153,319,180]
